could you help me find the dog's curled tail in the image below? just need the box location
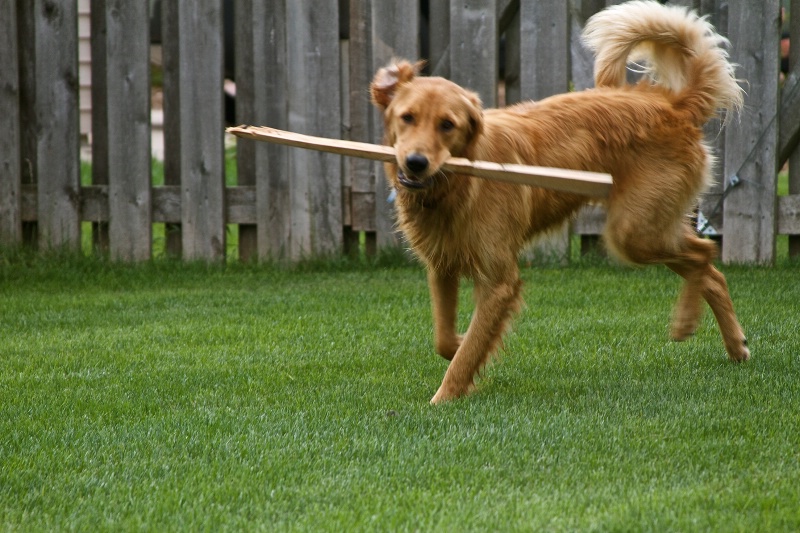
[582,0,743,125]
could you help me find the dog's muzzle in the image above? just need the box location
[397,153,436,190]
[397,169,436,190]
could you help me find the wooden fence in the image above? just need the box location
[1,0,798,263]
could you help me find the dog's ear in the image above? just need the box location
[462,91,484,144]
[370,60,424,110]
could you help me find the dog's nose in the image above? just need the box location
[405,153,429,174]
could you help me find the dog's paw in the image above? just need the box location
[430,381,475,404]
[726,337,750,362]
[670,319,697,342]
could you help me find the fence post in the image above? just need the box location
[449,0,498,108]
[722,0,780,264]
[371,1,420,249]
[235,1,276,261]
[346,0,377,254]
[0,0,21,245]
[162,0,226,261]
[520,0,571,263]
[285,1,342,259]
[91,0,152,261]
[18,1,81,251]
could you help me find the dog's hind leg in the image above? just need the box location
[428,268,462,360]
[430,274,523,404]
[665,234,749,362]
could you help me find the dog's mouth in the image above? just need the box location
[397,169,436,190]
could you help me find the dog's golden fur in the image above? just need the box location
[370,1,749,404]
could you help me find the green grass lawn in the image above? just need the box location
[1,253,799,531]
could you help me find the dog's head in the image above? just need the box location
[370,60,483,191]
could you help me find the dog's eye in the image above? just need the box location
[401,113,414,125]
[440,119,455,132]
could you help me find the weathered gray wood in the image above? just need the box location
[0,0,21,244]
[348,0,376,233]
[22,1,82,251]
[520,0,571,263]
[169,0,226,261]
[449,0,498,107]
[501,7,520,105]
[570,0,605,91]
[160,0,182,256]
[371,1,420,248]
[778,195,800,235]
[233,1,258,260]
[17,2,39,247]
[92,0,152,261]
[285,0,342,259]
[428,0,451,78]
[252,0,291,260]
[722,0,780,264]
[520,1,569,101]
[89,0,110,251]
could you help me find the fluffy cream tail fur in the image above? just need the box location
[582,0,743,124]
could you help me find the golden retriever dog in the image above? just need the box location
[370,1,749,404]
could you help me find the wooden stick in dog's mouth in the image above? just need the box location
[227,125,613,198]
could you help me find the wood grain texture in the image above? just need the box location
[722,0,780,263]
[0,0,21,243]
[227,125,613,198]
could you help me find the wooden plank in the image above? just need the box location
[777,195,800,235]
[90,0,110,252]
[152,186,181,223]
[233,1,258,260]
[0,0,21,244]
[27,1,82,250]
[173,0,226,260]
[520,1,569,101]
[520,0,571,263]
[428,0,451,77]
[501,7,520,105]
[286,0,342,259]
[449,0,498,108]
[225,186,257,225]
[571,204,607,234]
[227,126,613,197]
[571,0,606,92]
[347,0,376,232]
[722,0,780,264]
[93,0,152,261]
[160,0,182,256]
[371,2,420,248]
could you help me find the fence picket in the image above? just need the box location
[449,0,498,108]
[0,0,21,244]
[19,1,81,251]
[285,0,342,260]
[722,0,780,263]
[164,0,226,261]
[92,0,151,261]
[520,0,571,263]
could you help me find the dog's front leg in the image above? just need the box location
[430,276,523,404]
[428,268,462,360]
